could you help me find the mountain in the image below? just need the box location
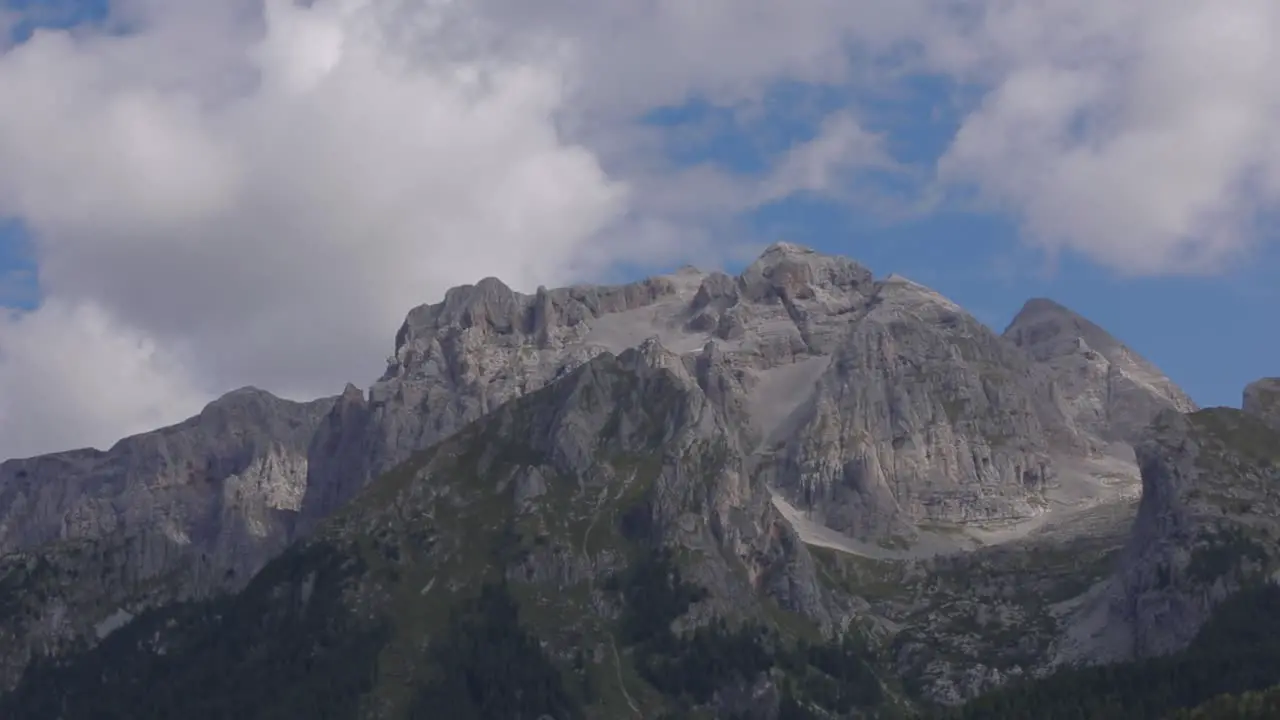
[0,243,1242,718]
[1003,297,1197,449]
[0,343,857,719]
[952,402,1280,719]
[0,388,335,686]
[1050,404,1280,667]
[1243,377,1280,432]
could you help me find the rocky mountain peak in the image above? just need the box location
[1004,297,1123,362]
[739,241,874,304]
[1004,296,1196,446]
[1243,377,1280,432]
[0,244,1212,707]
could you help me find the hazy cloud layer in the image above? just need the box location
[0,0,1277,458]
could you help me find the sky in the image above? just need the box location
[0,0,1277,461]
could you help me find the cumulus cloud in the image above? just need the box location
[489,0,1280,274]
[0,301,207,455]
[2,0,1279,458]
[0,0,630,457]
[0,0,899,459]
[934,0,1280,274]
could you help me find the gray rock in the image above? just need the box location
[0,387,336,687]
[0,387,333,585]
[301,244,1125,548]
[1243,377,1280,432]
[1068,405,1280,663]
[761,274,1062,540]
[1004,298,1197,448]
[0,242,1203,697]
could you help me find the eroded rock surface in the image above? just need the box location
[0,388,336,686]
[1057,405,1280,667]
[1243,377,1280,432]
[0,243,1206,701]
[302,244,1130,545]
[1004,298,1197,448]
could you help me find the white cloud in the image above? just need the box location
[0,301,207,457]
[0,0,629,459]
[0,0,898,459]
[497,0,1280,274]
[469,0,929,117]
[762,111,903,201]
[935,0,1280,274]
[2,0,1279,458]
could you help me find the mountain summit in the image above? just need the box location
[1004,297,1197,447]
[2,243,1249,718]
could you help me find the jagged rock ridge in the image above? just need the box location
[1004,297,1198,448]
[306,243,1168,546]
[0,388,336,686]
[0,242,1203,702]
[0,341,849,719]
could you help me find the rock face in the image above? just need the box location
[1004,298,1197,449]
[1064,405,1280,664]
[0,343,839,719]
[0,242,1205,701]
[1243,377,1280,432]
[0,388,336,687]
[301,244,1098,544]
[761,274,1066,540]
[0,387,334,584]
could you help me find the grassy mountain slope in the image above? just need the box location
[0,347,907,720]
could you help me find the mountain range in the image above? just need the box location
[0,243,1275,720]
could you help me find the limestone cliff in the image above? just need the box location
[0,388,335,686]
[1060,404,1280,665]
[761,274,1064,540]
[1243,377,1280,432]
[0,342,844,719]
[1004,298,1197,449]
[0,243,1204,702]
[302,244,1093,546]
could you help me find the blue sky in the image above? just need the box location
[1,0,1277,457]
[629,75,1279,409]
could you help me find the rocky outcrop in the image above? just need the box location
[1004,298,1197,449]
[761,275,1065,540]
[0,388,337,688]
[0,339,844,718]
[1068,405,1280,663]
[302,244,1103,546]
[1243,377,1280,432]
[0,243,1203,699]
[0,387,334,584]
[294,272,692,529]
[455,337,830,622]
[313,336,833,626]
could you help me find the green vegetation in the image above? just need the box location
[1189,408,1280,464]
[606,548,893,718]
[944,584,1280,720]
[408,581,585,720]
[0,544,589,720]
[1187,525,1268,583]
[1171,684,1280,719]
[0,542,388,720]
[0,539,903,720]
